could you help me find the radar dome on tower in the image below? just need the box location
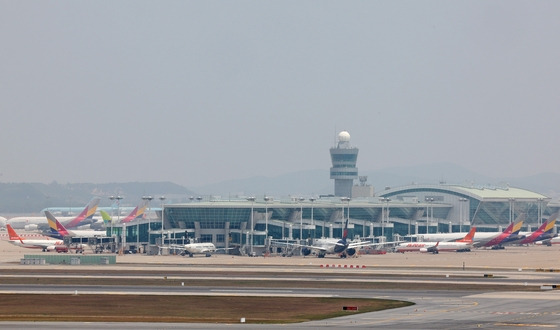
[338,131,351,142]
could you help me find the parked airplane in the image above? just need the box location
[6,224,65,252]
[6,197,101,230]
[408,214,527,247]
[510,213,557,245]
[181,240,220,257]
[44,211,106,239]
[290,219,388,258]
[396,227,476,253]
[536,236,560,246]
[476,218,525,249]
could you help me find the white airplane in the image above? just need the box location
[6,197,101,230]
[181,241,220,257]
[408,214,526,248]
[293,219,387,258]
[396,227,476,253]
[509,212,558,245]
[6,224,66,252]
[44,211,106,239]
[536,236,560,246]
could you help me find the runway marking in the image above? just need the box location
[493,323,556,328]
[211,289,294,293]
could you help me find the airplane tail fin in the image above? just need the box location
[511,218,525,235]
[65,197,101,229]
[505,213,526,234]
[85,197,101,218]
[457,227,476,243]
[100,210,112,226]
[543,212,558,233]
[6,224,23,242]
[342,219,349,241]
[45,211,63,237]
[121,199,150,223]
[45,211,70,237]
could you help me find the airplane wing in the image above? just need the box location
[271,241,329,252]
[348,240,403,249]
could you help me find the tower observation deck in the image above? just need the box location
[330,131,359,197]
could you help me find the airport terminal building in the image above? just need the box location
[113,131,556,255]
[154,183,554,255]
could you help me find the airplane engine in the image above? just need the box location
[24,224,38,231]
[420,247,438,254]
[89,223,104,230]
[301,247,312,256]
[346,248,357,256]
[36,223,50,231]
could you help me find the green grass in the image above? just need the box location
[0,294,413,324]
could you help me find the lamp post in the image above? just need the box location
[340,197,351,238]
[159,196,166,253]
[246,197,256,255]
[142,196,153,247]
[298,197,305,240]
[380,198,391,238]
[459,198,467,232]
[537,198,543,226]
[109,196,115,237]
[509,198,515,223]
[109,195,123,251]
[425,197,434,234]
[309,197,316,239]
[264,196,271,237]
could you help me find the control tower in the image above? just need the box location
[330,131,359,197]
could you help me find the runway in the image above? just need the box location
[1,241,560,328]
[0,286,559,329]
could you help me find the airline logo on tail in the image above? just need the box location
[64,197,101,229]
[7,224,23,243]
[121,200,149,223]
[519,212,558,244]
[333,219,350,254]
[45,211,71,238]
[457,227,476,243]
[511,220,524,234]
[100,210,113,226]
[482,218,524,247]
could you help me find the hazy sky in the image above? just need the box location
[1,1,559,187]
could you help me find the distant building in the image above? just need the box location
[330,131,358,198]
[352,176,375,198]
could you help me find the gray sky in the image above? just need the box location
[1,1,559,187]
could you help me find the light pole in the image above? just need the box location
[109,196,115,237]
[298,197,305,240]
[309,197,316,239]
[142,196,153,247]
[264,196,271,237]
[246,197,255,255]
[109,195,123,251]
[459,198,467,232]
[509,198,515,223]
[380,198,391,238]
[537,198,543,226]
[425,197,434,234]
[340,197,351,237]
[159,196,166,253]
